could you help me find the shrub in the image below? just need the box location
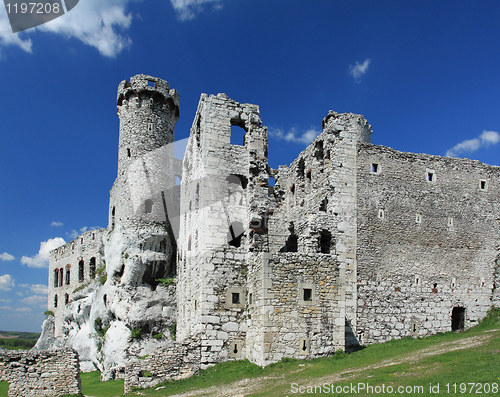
[44,310,54,317]
[131,328,142,338]
[153,333,163,339]
[156,276,176,287]
[169,323,177,340]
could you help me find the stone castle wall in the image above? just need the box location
[48,228,106,337]
[356,143,500,344]
[0,349,81,397]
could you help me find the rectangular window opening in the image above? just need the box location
[480,180,487,190]
[427,172,434,182]
[232,292,240,304]
[148,80,155,87]
[303,288,312,302]
[371,163,378,173]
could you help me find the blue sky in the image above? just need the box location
[0,0,499,332]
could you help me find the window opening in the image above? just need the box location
[319,197,328,212]
[147,80,155,87]
[147,123,154,132]
[303,288,312,302]
[127,148,131,158]
[249,293,253,304]
[290,184,295,194]
[297,158,305,178]
[54,294,58,308]
[286,234,298,252]
[233,343,239,354]
[103,294,107,306]
[427,172,434,182]
[306,170,312,180]
[54,269,59,288]
[65,293,69,305]
[480,180,487,190]
[232,292,240,304]
[78,260,84,283]
[451,307,465,331]
[319,230,331,254]
[302,340,308,351]
[230,124,246,146]
[187,236,192,251]
[371,163,379,173]
[65,269,70,285]
[144,199,153,214]
[314,141,324,160]
[89,257,96,279]
[59,268,63,287]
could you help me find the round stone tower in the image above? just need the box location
[109,75,179,230]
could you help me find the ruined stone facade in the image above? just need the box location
[0,349,81,397]
[43,75,499,391]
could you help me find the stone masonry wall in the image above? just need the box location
[124,336,200,394]
[356,143,500,344]
[48,228,106,337]
[246,252,345,366]
[0,349,81,397]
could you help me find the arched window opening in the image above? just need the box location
[65,268,70,285]
[59,268,63,287]
[89,257,96,279]
[144,199,153,214]
[65,293,69,305]
[78,260,84,283]
[319,230,332,254]
[54,269,59,288]
[112,206,116,229]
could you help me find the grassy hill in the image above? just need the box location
[1,309,499,396]
[0,330,40,350]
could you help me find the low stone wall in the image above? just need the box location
[0,348,81,397]
[124,336,201,394]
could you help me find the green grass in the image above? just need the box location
[0,381,8,397]
[80,371,124,397]
[1,309,498,397]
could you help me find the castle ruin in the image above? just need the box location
[42,74,500,390]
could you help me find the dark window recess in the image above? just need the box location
[302,340,308,351]
[144,199,153,214]
[233,343,239,354]
[372,163,378,173]
[111,207,116,229]
[297,158,305,178]
[232,292,240,304]
[303,288,312,301]
[319,197,328,212]
[306,170,312,180]
[480,180,487,190]
[314,141,324,160]
[319,230,332,254]
[65,293,69,305]
[290,184,295,194]
[59,268,63,287]
[78,260,84,283]
[89,257,96,279]
[285,234,298,252]
[249,293,253,304]
[65,269,70,285]
[103,294,107,306]
[432,283,438,293]
[54,295,58,308]
[127,148,131,158]
[427,172,434,181]
[325,150,330,160]
[451,307,465,331]
[54,269,59,288]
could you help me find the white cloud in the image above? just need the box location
[20,237,66,268]
[349,59,371,82]
[20,295,47,306]
[268,127,321,145]
[0,306,32,313]
[0,274,15,291]
[0,252,14,261]
[19,283,49,295]
[0,0,133,57]
[170,0,222,21]
[51,221,63,227]
[446,130,500,158]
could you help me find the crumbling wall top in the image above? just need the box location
[117,74,179,108]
